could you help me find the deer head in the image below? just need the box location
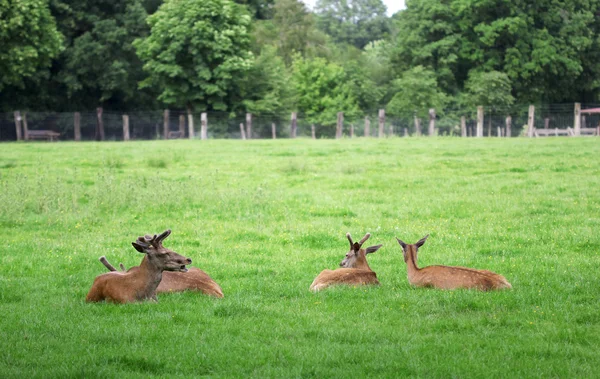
[340,232,383,269]
[131,229,191,272]
[396,235,429,264]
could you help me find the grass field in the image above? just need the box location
[0,137,599,378]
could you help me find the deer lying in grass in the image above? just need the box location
[99,253,224,298]
[309,232,382,292]
[86,230,192,303]
[395,235,511,291]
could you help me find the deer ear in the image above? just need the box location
[132,242,146,253]
[395,237,407,250]
[365,244,382,254]
[416,234,429,248]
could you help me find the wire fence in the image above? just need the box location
[1,103,599,142]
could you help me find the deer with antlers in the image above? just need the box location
[98,254,224,298]
[309,232,383,292]
[395,235,511,291]
[86,230,192,303]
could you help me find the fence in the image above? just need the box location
[2,103,599,142]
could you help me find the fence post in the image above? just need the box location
[74,112,81,141]
[240,123,246,140]
[378,109,385,138]
[336,112,343,139]
[290,112,297,138]
[179,115,185,137]
[13,111,22,141]
[389,124,394,137]
[246,113,252,139]
[476,106,483,137]
[497,127,502,137]
[22,112,29,140]
[350,124,354,138]
[506,116,512,138]
[201,112,207,140]
[414,116,421,136]
[429,108,436,136]
[272,123,276,139]
[364,117,370,137]
[460,116,466,137]
[544,118,550,130]
[96,107,105,141]
[187,107,194,139]
[527,105,535,137]
[163,109,169,139]
[404,127,408,137]
[574,103,581,136]
[311,124,316,139]
[122,115,130,141]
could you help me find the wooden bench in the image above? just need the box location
[534,127,574,137]
[26,130,61,141]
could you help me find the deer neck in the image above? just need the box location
[354,255,372,271]
[136,255,164,297]
[405,247,420,278]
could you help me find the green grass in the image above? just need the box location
[1,137,599,378]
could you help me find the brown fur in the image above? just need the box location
[86,230,192,303]
[100,256,224,298]
[396,235,512,291]
[309,233,382,291]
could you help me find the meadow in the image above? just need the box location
[0,137,599,378]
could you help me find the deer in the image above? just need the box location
[309,232,383,292]
[86,230,192,303]
[395,235,512,291]
[98,253,224,298]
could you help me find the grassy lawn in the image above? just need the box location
[0,137,599,377]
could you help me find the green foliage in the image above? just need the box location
[463,70,514,109]
[315,0,390,49]
[0,0,63,91]
[1,139,600,377]
[292,55,359,126]
[239,46,294,115]
[386,66,448,118]
[134,0,253,111]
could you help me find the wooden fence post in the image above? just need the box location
[123,115,130,141]
[544,118,550,129]
[364,117,370,137]
[163,109,169,139]
[389,124,394,137]
[96,107,105,141]
[13,111,22,141]
[272,123,276,139]
[506,116,512,137]
[460,116,466,137]
[574,102,581,136]
[22,112,29,140]
[476,106,483,137]
[179,115,186,137]
[404,127,408,137]
[527,105,535,137]
[74,112,81,141]
[240,123,246,140]
[246,113,252,139]
[336,112,343,139]
[201,112,207,140]
[290,112,297,138]
[187,107,194,139]
[311,124,316,139]
[350,124,354,138]
[428,108,436,136]
[497,127,502,137]
[414,116,421,136]
[378,109,385,138]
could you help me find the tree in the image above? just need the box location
[252,0,328,64]
[463,70,514,109]
[0,0,62,96]
[234,0,274,19]
[386,66,448,119]
[315,0,390,49]
[134,0,253,113]
[46,0,152,110]
[292,55,359,128]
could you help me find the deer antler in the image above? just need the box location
[346,233,354,248]
[358,233,371,245]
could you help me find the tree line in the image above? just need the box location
[2,0,600,128]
